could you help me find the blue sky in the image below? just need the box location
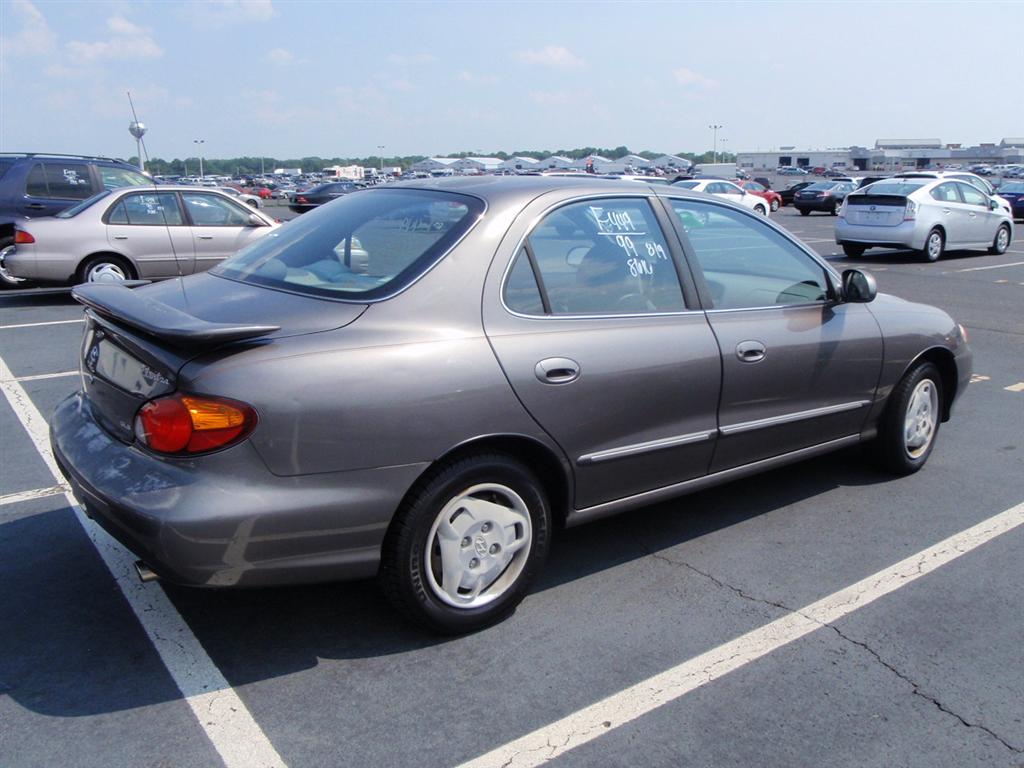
[2,0,1022,161]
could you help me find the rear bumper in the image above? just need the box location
[51,392,428,587]
[835,219,921,250]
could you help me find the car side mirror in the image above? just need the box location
[842,269,877,303]
[989,199,999,210]
[248,213,264,227]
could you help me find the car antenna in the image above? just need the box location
[128,90,188,305]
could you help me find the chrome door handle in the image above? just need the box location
[197,235,214,239]
[942,209,951,215]
[535,357,580,384]
[113,235,128,240]
[736,340,766,363]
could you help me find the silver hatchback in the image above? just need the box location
[836,178,1013,261]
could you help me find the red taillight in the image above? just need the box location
[14,229,35,244]
[296,196,308,204]
[134,394,256,455]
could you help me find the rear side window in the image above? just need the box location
[44,163,95,199]
[930,183,961,203]
[25,164,49,197]
[214,189,484,300]
[112,193,184,225]
[514,198,685,315]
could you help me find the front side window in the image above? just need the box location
[183,192,252,226]
[517,198,685,315]
[669,198,829,310]
[214,189,483,300]
[956,183,987,207]
[44,163,95,199]
[110,192,184,225]
[97,166,149,190]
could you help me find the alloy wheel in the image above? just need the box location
[903,379,938,459]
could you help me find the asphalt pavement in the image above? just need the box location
[1,203,1022,768]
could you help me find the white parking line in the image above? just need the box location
[0,354,287,768]
[0,318,84,330]
[956,260,1024,273]
[456,501,1024,768]
[1,370,78,383]
[0,485,67,506]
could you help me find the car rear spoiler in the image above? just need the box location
[72,283,280,346]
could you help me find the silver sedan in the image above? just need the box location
[836,178,1014,261]
[3,186,279,285]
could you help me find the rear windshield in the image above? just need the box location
[851,182,924,197]
[55,190,112,218]
[213,188,484,300]
[805,182,839,190]
[673,181,699,189]
[998,182,1024,193]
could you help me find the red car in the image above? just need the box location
[734,180,783,212]
[248,186,273,200]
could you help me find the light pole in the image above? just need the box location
[377,145,385,174]
[709,124,723,164]
[193,139,205,179]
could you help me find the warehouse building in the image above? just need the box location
[738,139,1024,172]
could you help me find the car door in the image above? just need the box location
[20,161,98,217]
[482,194,722,510]
[927,182,972,246]
[105,192,196,277]
[181,191,267,272]
[664,196,883,472]
[955,181,998,244]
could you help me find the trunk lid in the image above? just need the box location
[844,194,907,227]
[74,273,368,443]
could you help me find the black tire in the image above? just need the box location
[246,198,260,209]
[76,254,136,285]
[770,198,780,212]
[755,204,767,216]
[873,362,943,476]
[799,208,810,216]
[830,202,840,216]
[842,244,866,258]
[921,227,944,262]
[0,235,35,290]
[379,453,551,634]
[988,223,1010,255]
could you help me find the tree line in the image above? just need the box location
[132,148,737,176]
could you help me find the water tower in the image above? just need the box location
[128,121,147,171]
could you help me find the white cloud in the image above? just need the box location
[387,53,437,66]
[266,47,294,65]
[183,0,275,28]
[514,46,585,70]
[3,0,57,56]
[67,16,163,62]
[458,70,499,85]
[672,67,718,89]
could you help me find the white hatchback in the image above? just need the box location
[672,179,770,215]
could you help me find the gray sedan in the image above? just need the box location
[51,177,971,633]
[3,186,278,285]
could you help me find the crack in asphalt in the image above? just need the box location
[638,539,1024,755]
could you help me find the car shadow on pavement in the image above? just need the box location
[1,445,889,717]
[0,289,76,308]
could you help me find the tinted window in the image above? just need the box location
[44,163,95,199]
[25,163,48,197]
[97,166,149,190]
[214,189,483,300]
[118,193,184,225]
[504,248,545,315]
[524,198,684,315]
[669,198,829,310]
[183,192,251,226]
[806,182,838,191]
[855,182,925,196]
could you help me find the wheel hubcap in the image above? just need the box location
[87,262,127,283]
[928,234,941,259]
[424,483,532,609]
[997,228,1009,251]
[903,379,938,459]
[0,245,26,284]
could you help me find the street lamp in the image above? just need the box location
[709,124,723,164]
[193,139,205,179]
[377,145,385,173]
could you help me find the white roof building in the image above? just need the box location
[617,154,652,168]
[571,154,612,171]
[537,155,574,169]
[452,157,504,172]
[650,155,691,169]
[499,156,540,171]
[410,157,459,172]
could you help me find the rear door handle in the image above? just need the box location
[736,340,766,363]
[197,235,214,240]
[942,208,951,215]
[24,203,46,210]
[113,235,128,240]
[535,357,580,384]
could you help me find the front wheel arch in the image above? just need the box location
[894,347,959,423]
